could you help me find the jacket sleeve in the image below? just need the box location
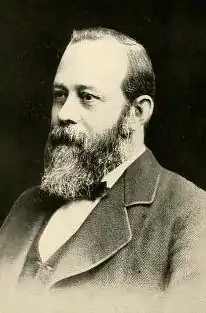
[167,188,206,289]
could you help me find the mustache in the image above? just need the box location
[48,124,86,148]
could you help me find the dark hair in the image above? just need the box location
[70,27,155,103]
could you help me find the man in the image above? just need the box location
[0,27,206,296]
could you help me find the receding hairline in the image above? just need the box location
[67,27,153,81]
[61,27,155,101]
[69,27,146,54]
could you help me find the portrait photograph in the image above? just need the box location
[0,0,206,312]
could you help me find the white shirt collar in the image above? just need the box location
[102,145,146,188]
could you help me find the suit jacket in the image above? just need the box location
[0,149,206,293]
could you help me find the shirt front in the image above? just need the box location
[38,145,146,263]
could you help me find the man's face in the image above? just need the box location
[52,37,129,136]
[41,38,134,200]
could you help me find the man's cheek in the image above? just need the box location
[51,105,60,125]
[78,119,94,134]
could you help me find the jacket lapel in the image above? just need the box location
[124,148,161,206]
[49,173,132,286]
[50,149,161,286]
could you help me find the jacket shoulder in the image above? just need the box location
[0,187,41,232]
[158,166,206,213]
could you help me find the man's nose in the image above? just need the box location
[57,95,81,124]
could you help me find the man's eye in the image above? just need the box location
[53,90,67,101]
[81,92,96,102]
[84,93,93,101]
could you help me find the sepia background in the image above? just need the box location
[0,0,206,223]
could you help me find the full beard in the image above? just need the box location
[40,106,133,201]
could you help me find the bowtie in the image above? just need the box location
[88,181,109,200]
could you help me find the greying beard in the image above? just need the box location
[40,106,133,201]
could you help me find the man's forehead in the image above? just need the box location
[55,38,129,87]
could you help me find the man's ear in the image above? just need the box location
[133,95,154,125]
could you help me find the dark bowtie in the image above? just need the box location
[88,181,109,200]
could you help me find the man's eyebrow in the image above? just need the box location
[77,84,101,93]
[53,83,68,92]
[53,83,100,93]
